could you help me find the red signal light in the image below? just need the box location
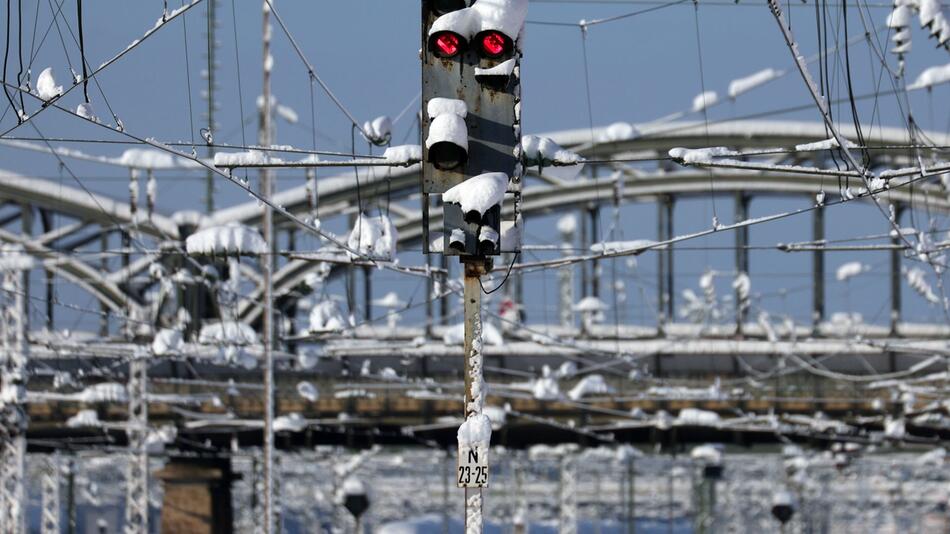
[480,31,507,58]
[432,32,463,58]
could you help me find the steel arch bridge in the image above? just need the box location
[3,119,949,375]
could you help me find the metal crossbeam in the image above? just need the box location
[0,262,28,534]
[41,455,60,534]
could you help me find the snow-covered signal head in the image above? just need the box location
[430,31,465,58]
[421,0,525,257]
[476,30,512,59]
[425,98,468,171]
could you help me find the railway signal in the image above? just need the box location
[421,1,527,532]
[421,0,524,258]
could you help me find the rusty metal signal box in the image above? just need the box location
[421,0,523,257]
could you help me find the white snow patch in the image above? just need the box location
[362,115,392,145]
[185,223,268,256]
[443,321,504,346]
[475,58,517,77]
[691,90,718,112]
[573,296,607,312]
[35,67,63,100]
[297,381,319,402]
[532,377,560,400]
[76,102,100,123]
[835,261,869,282]
[590,239,658,254]
[906,267,940,304]
[909,63,950,90]
[198,321,258,345]
[152,328,183,356]
[727,68,784,99]
[0,244,34,271]
[79,383,127,403]
[884,417,906,439]
[521,135,584,167]
[274,413,307,432]
[119,148,199,170]
[669,146,739,164]
[66,409,100,428]
[598,122,638,142]
[427,98,468,118]
[346,213,398,261]
[675,408,721,426]
[442,172,509,218]
[309,300,347,332]
[213,150,282,167]
[373,291,405,308]
[426,99,468,152]
[795,137,857,151]
[382,144,422,164]
[341,477,367,496]
[557,214,577,236]
[145,425,178,453]
[474,0,529,39]
[457,413,492,450]
[567,374,611,400]
[276,103,298,124]
[690,444,723,464]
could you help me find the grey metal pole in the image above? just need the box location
[627,457,636,534]
[590,206,601,299]
[734,192,749,335]
[260,1,275,532]
[559,218,576,328]
[463,259,487,533]
[812,202,825,332]
[66,457,76,534]
[364,266,372,322]
[204,0,218,213]
[890,204,904,335]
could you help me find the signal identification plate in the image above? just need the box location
[457,445,489,488]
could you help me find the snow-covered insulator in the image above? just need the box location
[297,381,319,402]
[520,135,584,179]
[732,272,751,313]
[361,115,392,146]
[425,98,468,170]
[146,170,156,218]
[835,261,869,282]
[699,271,716,305]
[76,102,100,123]
[129,169,140,216]
[905,266,940,304]
[346,213,398,261]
